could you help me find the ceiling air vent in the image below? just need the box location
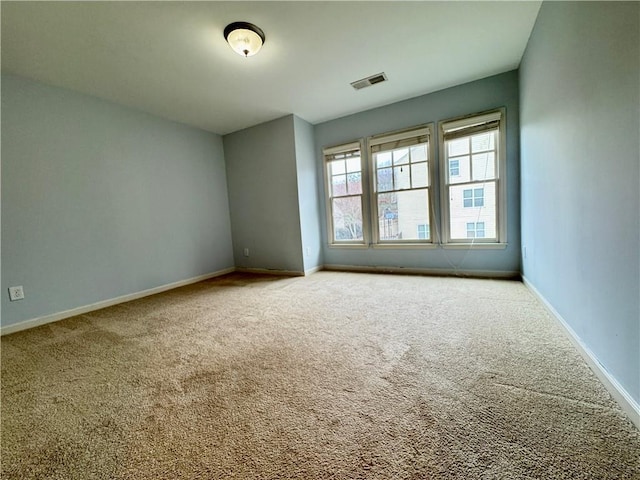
[351,72,388,90]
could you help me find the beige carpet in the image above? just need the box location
[2,271,639,479]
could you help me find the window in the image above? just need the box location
[323,142,365,244]
[449,159,460,177]
[466,222,485,238]
[370,126,432,243]
[440,110,505,243]
[463,188,484,208]
[323,109,506,248]
[417,224,429,239]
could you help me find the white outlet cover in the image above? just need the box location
[9,286,25,301]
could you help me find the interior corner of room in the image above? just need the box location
[1,0,638,445]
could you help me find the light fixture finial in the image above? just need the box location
[224,22,265,57]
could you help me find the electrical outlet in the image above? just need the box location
[243,248,250,257]
[8,286,25,301]
[523,246,527,259]
[305,246,311,257]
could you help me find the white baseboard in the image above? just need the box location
[235,267,305,277]
[523,276,640,430]
[304,265,323,276]
[323,264,520,279]
[0,267,236,336]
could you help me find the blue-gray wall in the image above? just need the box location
[314,71,521,275]
[1,74,234,328]
[293,115,323,272]
[223,115,305,273]
[520,2,639,403]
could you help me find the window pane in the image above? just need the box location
[472,152,495,181]
[449,155,471,184]
[393,148,409,165]
[411,162,428,188]
[466,222,487,238]
[346,156,361,173]
[331,174,347,197]
[442,112,502,244]
[347,172,362,195]
[398,190,429,241]
[448,138,469,157]
[410,144,427,162]
[448,182,496,240]
[376,151,392,168]
[417,224,430,239]
[394,165,410,190]
[325,144,364,246]
[377,192,398,240]
[472,132,495,152]
[466,222,476,238]
[377,168,393,192]
[332,197,363,241]
[330,159,346,175]
[473,188,484,207]
[449,159,460,177]
[378,190,429,241]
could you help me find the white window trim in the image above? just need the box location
[367,124,436,245]
[438,108,507,245]
[371,243,439,250]
[323,140,369,247]
[322,111,508,250]
[441,242,507,250]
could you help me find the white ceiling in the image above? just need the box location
[1,1,541,135]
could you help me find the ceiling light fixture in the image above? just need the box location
[224,22,265,57]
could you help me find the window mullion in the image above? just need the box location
[467,136,473,182]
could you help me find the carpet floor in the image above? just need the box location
[1,271,639,479]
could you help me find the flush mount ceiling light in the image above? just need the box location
[224,22,265,57]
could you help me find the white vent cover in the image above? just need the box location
[351,72,388,90]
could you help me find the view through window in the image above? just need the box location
[442,111,502,242]
[323,109,505,247]
[371,127,431,242]
[324,142,364,243]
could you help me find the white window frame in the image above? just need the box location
[323,140,369,247]
[368,124,435,245]
[439,109,507,246]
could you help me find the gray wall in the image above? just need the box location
[224,115,305,273]
[1,74,234,328]
[293,115,323,272]
[520,2,639,402]
[314,71,521,274]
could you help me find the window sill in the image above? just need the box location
[442,243,508,250]
[327,243,369,249]
[327,242,508,250]
[372,243,438,249]
[329,243,437,249]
